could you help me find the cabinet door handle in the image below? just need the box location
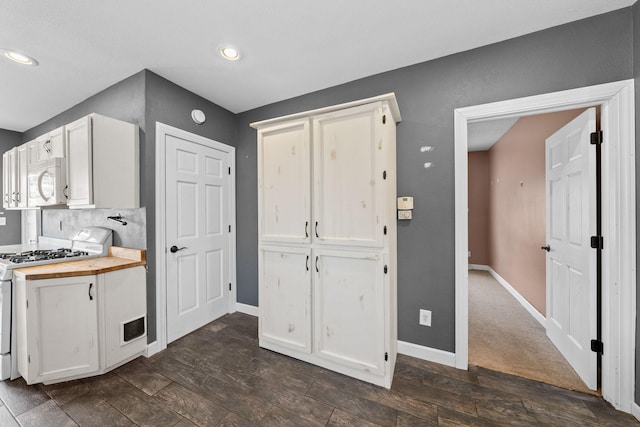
[315,256,319,273]
[4,193,8,203]
[306,255,310,271]
[88,283,94,301]
[15,192,20,203]
[305,221,309,238]
[315,221,319,238]
[63,185,69,199]
[44,139,52,153]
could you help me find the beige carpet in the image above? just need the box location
[469,269,595,395]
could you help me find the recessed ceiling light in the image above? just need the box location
[220,47,240,61]
[1,49,38,66]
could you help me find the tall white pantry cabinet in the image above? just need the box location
[251,94,401,388]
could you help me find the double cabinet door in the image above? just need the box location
[258,102,387,248]
[258,101,390,376]
[259,246,386,376]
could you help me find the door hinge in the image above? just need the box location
[228,166,231,175]
[384,265,388,274]
[382,115,386,124]
[229,283,232,291]
[590,131,603,145]
[591,339,604,355]
[384,352,388,361]
[383,226,387,235]
[590,235,604,250]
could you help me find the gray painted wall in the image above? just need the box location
[0,129,22,245]
[143,71,237,341]
[235,9,633,353]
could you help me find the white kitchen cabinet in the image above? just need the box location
[65,113,139,209]
[16,275,99,385]
[257,119,311,244]
[258,246,311,353]
[27,126,65,164]
[15,264,146,385]
[252,94,400,388]
[2,145,28,209]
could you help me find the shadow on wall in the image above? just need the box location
[41,208,146,249]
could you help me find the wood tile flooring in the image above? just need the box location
[0,312,637,426]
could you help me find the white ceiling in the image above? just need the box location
[468,117,519,152]
[1,0,635,132]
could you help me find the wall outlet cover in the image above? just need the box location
[419,309,432,327]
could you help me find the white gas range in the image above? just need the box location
[0,227,113,380]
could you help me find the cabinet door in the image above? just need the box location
[314,249,386,375]
[33,127,65,163]
[2,151,11,209]
[65,116,93,206]
[16,144,28,208]
[22,276,99,384]
[259,245,311,353]
[258,119,311,243]
[313,103,385,248]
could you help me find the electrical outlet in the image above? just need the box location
[419,309,432,327]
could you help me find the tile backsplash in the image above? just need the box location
[42,207,146,249]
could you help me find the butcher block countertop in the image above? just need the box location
[13,247,146,280]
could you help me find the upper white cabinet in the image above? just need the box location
[252,93,400,388]
[2,145,28,209]
[27,126,65,164]
[257,119,311,244]
[65,113,139,209]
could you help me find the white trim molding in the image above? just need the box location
[469,265,545,326]
[455,80,636,414]
[235,303,259,317]
[397,341,456,368]
[632,402,640,423]
[155,122,237,355]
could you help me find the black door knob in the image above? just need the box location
[541,245,551,252]
[170,245,187,253]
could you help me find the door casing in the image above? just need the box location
[454,80,636,413]
[152,122,237,354]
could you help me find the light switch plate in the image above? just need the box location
[398,210,412,220]
[0,217,5,226]
[397,196,414,210]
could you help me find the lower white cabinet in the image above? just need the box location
[15,266,146,385]
[259,246,395,387]
[16,275,99,385]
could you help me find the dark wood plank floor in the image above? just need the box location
[0,312,637,426]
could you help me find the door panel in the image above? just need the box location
[313,103,384,247]
[545,107,597,390]
[314,249,385,374]
[258,119,311,243]
[259,246,311,352]
[166,133,231,343]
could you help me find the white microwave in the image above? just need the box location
[28,158,67,207]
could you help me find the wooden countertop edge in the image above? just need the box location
[14,247,146,280]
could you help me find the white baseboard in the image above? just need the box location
[632,402,640,422]
[398,341,456,368]
[145,340,161,357]
[470,264,546,327]
[235,303,259,317]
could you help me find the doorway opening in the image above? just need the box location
[466,107,597,395]
[454,80,635,413]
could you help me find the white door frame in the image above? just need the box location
[152,122,237,354]
[454,80,636,412]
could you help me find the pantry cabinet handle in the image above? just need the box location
[315,221,319,238]
[88,283,94,301]
[306,255,310,271]
[305,221,309,238]
[315,256,319,273]
[63,185,69,199]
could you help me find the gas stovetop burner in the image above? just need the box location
[6,248,90,264]
[0,253,17,260]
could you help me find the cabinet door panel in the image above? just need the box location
[313,103,384,247]
[16,144,28,208]
[259,246,311,352]
[2,151,11,209]
[314,250,385,374]
[65,116,93,206]
[27,276,99,384]
[258,120,310,243]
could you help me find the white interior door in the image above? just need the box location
[545,107,597,390]
[166,132,232,343]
